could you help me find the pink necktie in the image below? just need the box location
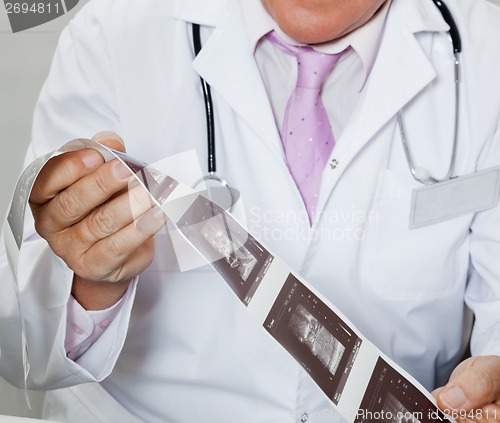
[267,32,342,223]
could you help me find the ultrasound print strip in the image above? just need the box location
[177,196,273,305]
[264,274,362,404]
[8,140,451,423]
[112,151,179,205]
[7,153,52,249]
[355,357,449,423]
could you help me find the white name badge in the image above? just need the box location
[409,166,500,229]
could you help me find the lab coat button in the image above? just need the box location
[329,158,339,170]
[300,412,309,422]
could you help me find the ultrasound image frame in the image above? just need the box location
[264,274,362,403]
[176,196,274,305]
[355,357,449,423]
[112,150,179,205]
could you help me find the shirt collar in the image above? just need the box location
[238,0,392,86]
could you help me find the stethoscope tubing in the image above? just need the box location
[400,0,462,185]
[192,24,217,174]
[192,23,238,212]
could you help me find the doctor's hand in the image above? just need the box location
[29,131,167,310]
[432,356,500,423]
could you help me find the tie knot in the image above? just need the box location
[295,49,340,89]
[266,31,341,89]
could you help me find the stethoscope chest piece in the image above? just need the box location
[193,173,240,212]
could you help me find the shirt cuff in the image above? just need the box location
[65,283,134,360]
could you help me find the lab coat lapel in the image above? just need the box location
[342,0,448,147]
[317,0,449,212]
[175,0,282,157]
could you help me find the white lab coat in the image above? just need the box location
[1,0,500,421]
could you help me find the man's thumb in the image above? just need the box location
[436,356,500,412]
[91,131,126,153]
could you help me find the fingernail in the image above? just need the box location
[440,385,467,410]
[92,131,124,145]
[82,150,102,169]
[112,160,131,180]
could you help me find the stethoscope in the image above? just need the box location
[191,24,239,211]
[399,0,462,185]
[191,0,462,202]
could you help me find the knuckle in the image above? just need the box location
[476,370,496,398]
[72,261,92,280]
[93,171,113,197]
[33,215,49,238]
[29,182,45,205]
[75,254,104,281]
[107,264,127,283]
[49,233,82,272]
[49,236,67,259]
[55,189,82,220]
[89,207,117,236]
[107,235,128,258]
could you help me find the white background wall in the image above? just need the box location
[0,2,88,418]
[1,0,500,419]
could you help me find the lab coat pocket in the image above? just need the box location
[359,169,469,300]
